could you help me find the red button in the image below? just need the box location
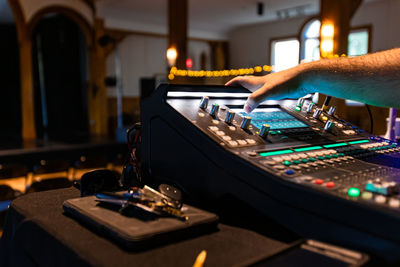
[314,179,324,185]
[326,182,335,188]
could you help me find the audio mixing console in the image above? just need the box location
[141,84,400,262]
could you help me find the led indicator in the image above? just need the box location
[295,106,301,111]
[323,143,348,148]
[348,187,360,197]
[348,140,369,145]
[259,149,293,157]
[294,146,323,152]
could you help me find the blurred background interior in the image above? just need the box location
[0,0,400,235]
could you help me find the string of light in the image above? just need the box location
[168,54,347,80]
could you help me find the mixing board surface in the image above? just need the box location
[141,84,400,262]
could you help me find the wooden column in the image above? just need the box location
[168,0,188,69]
[88,19,108,136]
[8,0,36,139]
[320,0,362,55]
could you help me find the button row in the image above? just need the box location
[208,126,257,147]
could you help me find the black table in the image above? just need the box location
[0,187,298,267]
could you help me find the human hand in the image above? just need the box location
[225,67,307,113]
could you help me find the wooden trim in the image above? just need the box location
[8,0,36,139]
[27,5,94,47]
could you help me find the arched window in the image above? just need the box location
[300,18,320,62]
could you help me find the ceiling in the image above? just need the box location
[96,0,320,40]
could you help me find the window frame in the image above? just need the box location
[269,36,300,72]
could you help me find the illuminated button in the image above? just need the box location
[348,187,360,197]
[212,120,219,125]
[292,165,301,170]
[283,161,292,166]
[317,156,325,160]
[209,126,219,131]
[307,152,317,157]
[308,157,316,162]
[222,136,232,141]
[325,155,333,159]
[198,112,205,117]
[263,160,277,166]
[237,140,247,145]
[277,130,282,134]
[375,195,386,204]
[292,160,300,164]
[389,199,400,208]
[301,159,309,163]
[314,179,324,185]
[228,141,238,147]
[285,169,295,175]
[246,139,256,145]
[298,164,308,168]
[273,165,285,170]
[326,182,335,188]
[229,126,236,131]
[295,106,301,112]
[361,192,373,200]
[310,163,319,167]
[216,131,225,136]
[270,131,277,135]
[298,153,308,159]
[281,156,291,161]
[322,116,328,122]
[272,157,283,162]
[332,154,339,158]
[291,154,300,160]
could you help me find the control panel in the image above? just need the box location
[141,84,400,262]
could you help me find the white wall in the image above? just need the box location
[228,16,309,68]
[352,0,400,52]
[106,35,212,97]
[107,35,167,97]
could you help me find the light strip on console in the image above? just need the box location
[323,143,348,148]
[259,149,293,157]
[348,140,370,145]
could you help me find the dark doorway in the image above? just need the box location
[33,14,89,142]
[0,24,21,141]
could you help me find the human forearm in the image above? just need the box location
[300,48,400,107]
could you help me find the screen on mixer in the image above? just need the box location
[235,108,307,130]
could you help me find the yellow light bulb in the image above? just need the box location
[168,74,175,80]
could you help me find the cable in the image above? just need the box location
[366,104,373,133]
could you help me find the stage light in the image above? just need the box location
[167,47,178,66]
[186,58,193,69]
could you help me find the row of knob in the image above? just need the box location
[200,96,271,138]
[298,100,337,132]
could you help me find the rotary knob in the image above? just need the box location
[324,120,335,131]
[328,106,336,116]
[241,116,252,130]
[297,98,305,107]
[199,96,209,109]
[209,103,219,117]
[306,103,315,113]
[225,110,236,124]
[313,108,322,119]
[259,124,270,138]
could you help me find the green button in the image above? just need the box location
[385,146,391,149]
[283,160,292,166]
[301,158,308,163]
[325,155,332,159]
[371,148,377,151]
[332,154,339,158]
[317,156,325,160]
[392,144,397,147]
[295,106,301,111]
[276,130,282,134]
[292,160,300,164]
[308,157,316,162]
[338,153,345,157]
[348,187,360,197]
[270,131,276,135]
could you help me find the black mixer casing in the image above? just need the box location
[141,84,400,262]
